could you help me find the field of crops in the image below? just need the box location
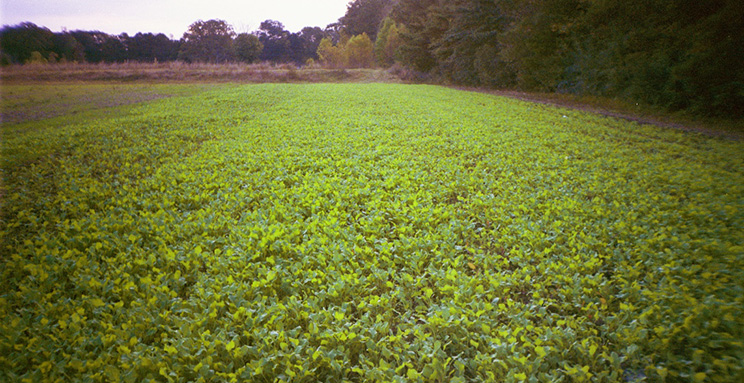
[1,83,743,382]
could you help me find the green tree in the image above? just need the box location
[562,0,739,115]
[26,51,48,65]
[257,20,290,62]
[497,0,585,91]
[431,0,513,86]
[234,33,263,63]
[391,0,448,72]
[292,27,327,63]
[340,0,396,41]
[0,23,54,64]
[68,31,117,63]
[374,17,403,67]
[51,32,85,63]
[316,37,346,68]
[127,33,180,62]
[100,35,127,62]
[382,0,742,117]
[179,19,236,63]
[346,33,375,68]
[670,1,744,116]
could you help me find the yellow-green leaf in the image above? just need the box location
[535,346,547,358]
[90,298,105,307]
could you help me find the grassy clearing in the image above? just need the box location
[1,83,743,382]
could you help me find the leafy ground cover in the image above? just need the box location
[1,83,742,382]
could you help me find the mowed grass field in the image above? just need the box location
[1,83,743,382]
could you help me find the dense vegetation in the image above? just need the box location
[2,0,742,118]
[1,83,742,381]
[387,0,744,117]
[0,21,304,66]
[0,24,182,64]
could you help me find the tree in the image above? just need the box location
[179,19,236,63]
[670,0,744,116]
[0,22,180,65]
[257,20,290,62]
[432,0,514,86]
[391,0,447,72]
[496,0,585,91]
[100,35,127,62]
[234,33,262,63]
[68,30,120,63]
[374,17,403,67]
[568,0,744,116]
[296,27,327,62]
[26,51,47,65]
[346,33,375,68]
[383,0,743,117]
[340,0,396,41]
[0,23,54,64]
[287,33,307,64]
[323,23,344,45]
[51,32,85,62]
[128,33,180,62]
[316,37,346,68]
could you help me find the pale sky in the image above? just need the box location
[1,0,351,38]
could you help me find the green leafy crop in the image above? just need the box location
[1,84,742,382]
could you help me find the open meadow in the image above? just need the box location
[1,82,743,382]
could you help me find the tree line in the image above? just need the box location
[2,0,741,117]
[386,0,743,117]
[0,21,309,66]
[0,0,398,68]
[0,0,395,66]
[0,24,181,64]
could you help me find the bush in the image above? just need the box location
[25,51,48,65]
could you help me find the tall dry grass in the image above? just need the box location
[0,61,403,84]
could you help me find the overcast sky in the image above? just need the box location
[1,0,351,38]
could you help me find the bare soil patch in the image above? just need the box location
[0,85,173,125]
